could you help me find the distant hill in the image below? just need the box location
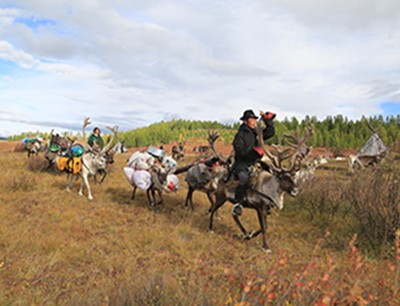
[120,119,237,147]
[0,137,7,141]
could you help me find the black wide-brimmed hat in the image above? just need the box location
[240,109,258,121]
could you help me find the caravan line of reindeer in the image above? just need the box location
[19,118,331,251]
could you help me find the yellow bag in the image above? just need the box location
[57,157,68,172]
[57,157,82,174]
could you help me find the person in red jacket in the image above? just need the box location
[231,109,276,216]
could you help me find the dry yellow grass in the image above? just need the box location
[0,148,398,305]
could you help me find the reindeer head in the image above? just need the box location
[257,122,314,198]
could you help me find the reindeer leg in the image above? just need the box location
[83,173,93,200]
[79,175,84,196]
[242,208,265,240]
[233,214,248,238]
[208,193,227,232]
[256,208,270,252]
[184,189,191,210]
[131,186,137,200]
[206,191,219,218]
[150,188,161,213]
[185,186,195,211]
[99,172,107,184]
[157,190,164,205]
[151,188,157,207]
[66,173,72,192]
[146,188,154,208]
[190,189,196,211]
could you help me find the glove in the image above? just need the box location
[261,111,276,121]
[253,146,264,157]
[260,112,276,121]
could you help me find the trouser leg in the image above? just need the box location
[234,170,250,203]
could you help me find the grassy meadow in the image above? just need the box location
[0,142,399,305]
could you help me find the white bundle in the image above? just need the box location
[165,174,180,192]
[127,151,154,170]
[123,167,152,190]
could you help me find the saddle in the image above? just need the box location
[224,163,263,189]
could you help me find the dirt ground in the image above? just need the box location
[0,141,21,153]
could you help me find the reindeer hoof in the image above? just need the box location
[88,196,94,201]
[208,229,215,234]
[262,247,272,254]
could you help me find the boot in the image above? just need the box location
[232,186,245,216]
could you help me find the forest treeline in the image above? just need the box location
[7,115,400,150]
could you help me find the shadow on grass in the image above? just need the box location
[106,186,151,207]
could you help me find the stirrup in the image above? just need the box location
[232,203,243,216]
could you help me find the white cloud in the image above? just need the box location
[0,0,400,136]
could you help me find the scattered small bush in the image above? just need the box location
[27,156,48,172]
[345,158,400,254]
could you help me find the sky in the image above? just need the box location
[1,0,400,136]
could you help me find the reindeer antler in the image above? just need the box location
[207,130,229,164]
[82,117,92,142]
[98,125,118,156]
[257,121,314,174]
[284,125,314,148]
[256,121,282,172]
[284,125,314,174]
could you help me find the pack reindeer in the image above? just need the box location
[110,140,128,154]
[44,129,75,169]
[66,123,118,200]
[184,131,231,211]
[24,137,44,158]
[130,162,177,210]
[172,142,185,161]
[208,123,314,252]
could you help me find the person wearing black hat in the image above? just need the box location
[231,109,276,216]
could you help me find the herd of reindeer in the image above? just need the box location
[18,117,373,252]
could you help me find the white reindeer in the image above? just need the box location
[55,117,118,200]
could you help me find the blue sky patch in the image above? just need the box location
[15,16,55,30]
[0,59,17,76]
[381,102,400,116]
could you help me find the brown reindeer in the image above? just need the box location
[184,131,230,211]
[172,141,185,160]
[208,123,314,252]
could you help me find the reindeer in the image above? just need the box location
[193,145,210,154]
[65,123,118,200]
[208,123,314,252]
[295,159,316,185]
[44,129,75,169]
[348,151,386,174]
[49,117,117,200]
[172,142,185,161]
[23,137,43,158]
[130,160,179,210]
[110,140,128,154]
[184,131,231,211]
